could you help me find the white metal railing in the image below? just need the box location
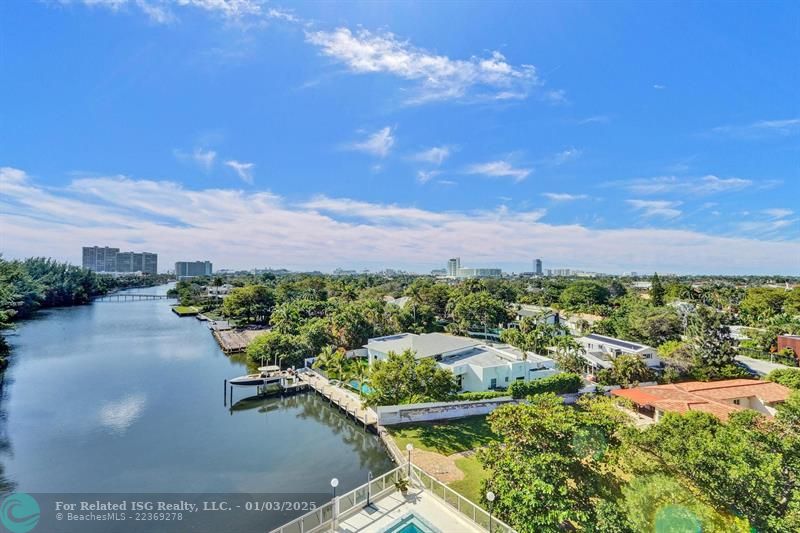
[410,464,516,533]
[269,462,517,533]
[268,465,405,533]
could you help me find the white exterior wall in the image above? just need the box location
[446,360,558,393]
[377,398,513,425]
[578,338,661,368]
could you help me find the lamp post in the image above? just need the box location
[366,471,373,509]
[405,443,413,477]
[330,478,339,532]
[486,491,495,533]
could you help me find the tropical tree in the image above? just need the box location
[313,345,347,380]
[686,305,738,369]
[452,292,510,337]
[650,273,665,306]
[246,331,307,368]
[605,354,655,388]
[366,350,458,406]
[478,393,629,532]
[346,358,371,398]
[223,285,275,325]
[558,281,610,311]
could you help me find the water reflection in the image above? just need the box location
[98,393,147,434]
[0,284,393,505]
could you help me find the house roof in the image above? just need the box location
[366,333,479,359]
[580,333,652,353]
[612,379,792,421]
[439,343,556,370]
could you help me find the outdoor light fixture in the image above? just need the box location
[406,443,413,476]
[486,490,496,533]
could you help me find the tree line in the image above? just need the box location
[0,256,168,363]
[481,369,800,532]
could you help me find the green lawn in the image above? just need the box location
[449,454,491,505]
[387,415,496,456]
[172,305,200,316]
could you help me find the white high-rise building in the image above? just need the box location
[447,257,461,277]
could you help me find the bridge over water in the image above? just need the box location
[94,293,175,302]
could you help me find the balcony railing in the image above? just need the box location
[268,465,404,533]
[409,464,516,533]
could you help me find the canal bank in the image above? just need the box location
[0,284,393,532]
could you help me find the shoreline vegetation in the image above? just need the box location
[0,256,170,369]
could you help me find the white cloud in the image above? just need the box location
[544,89,567,104]
[711,118,800,139]
[465,160,531,182]
[416,170,441,184]
[653,84,666,90]
[225,160,255,183]
[134,0,175,23]
[65,0,280,24]
[174,147,217,171]
[618,175,752,195]
[764,208,794,219]
[551,147,581,166]
[2,167,799,274]
[627,199,682,219]
[348,127,395,157]
[577,115,611,125]
[305,28,541,104]
[413,146,451,166]
[543,192,588,202]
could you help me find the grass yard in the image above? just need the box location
[448,454,491,505]
[387,415,496,456]
[172,305,200,316]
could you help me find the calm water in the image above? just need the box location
[0,284,393,531]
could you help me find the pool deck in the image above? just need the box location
[337,487,484,533]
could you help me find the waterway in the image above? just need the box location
[0,284,393,531]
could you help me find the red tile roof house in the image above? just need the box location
[777,335,800,363]
[611,379,792,422]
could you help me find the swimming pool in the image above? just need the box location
[381,513,439,533]
[348,379,373,395]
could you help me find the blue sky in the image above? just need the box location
[1,0,798,274]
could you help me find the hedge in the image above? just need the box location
[509,373,583,399]
[456,390,509,401]
[767,368,800,391]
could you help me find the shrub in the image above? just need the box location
[767,368,800,390]
[456,390,509,401]
[509,373,583,399]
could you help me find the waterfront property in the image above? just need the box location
[1,284,394,533]
[269,461,514,533]
[365,332,557,392]
[576,333,660,373]
[82,245,158,274]
[175,260,213,280]
[612,379,792,421]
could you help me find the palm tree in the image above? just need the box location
[313,346,346,380]
[346,358,371,398]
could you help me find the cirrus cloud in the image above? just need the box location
[305,27,542,104]
[465,160,531,182]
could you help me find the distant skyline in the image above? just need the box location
[1,1,798,274]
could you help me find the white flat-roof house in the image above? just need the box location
[576,333,661,373]
[513,304,560,326]
[365,332,557,392]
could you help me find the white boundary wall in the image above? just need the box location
[377,397,513,425]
